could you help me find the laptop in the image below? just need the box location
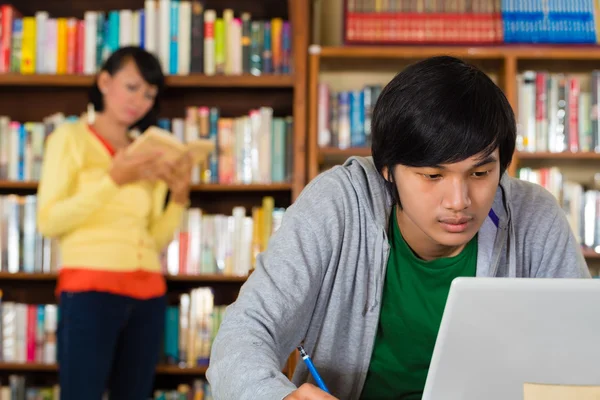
[422,277,600,400]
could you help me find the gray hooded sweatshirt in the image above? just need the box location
[206,156,590,400]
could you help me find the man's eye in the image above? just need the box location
[472,171,490,178]
[423,174,442,180]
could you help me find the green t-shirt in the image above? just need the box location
[360,208,478,399]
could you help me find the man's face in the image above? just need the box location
[390,149,500,254]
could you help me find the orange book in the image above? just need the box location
[271,18,282,73]
[56,18,67,74]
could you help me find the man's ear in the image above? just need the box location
[382,166,393,183]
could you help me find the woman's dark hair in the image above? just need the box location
[89,46,165,132]
[371,55,516,206]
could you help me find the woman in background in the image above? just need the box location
[36,46,191,400]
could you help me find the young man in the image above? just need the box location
[206,56,590,400]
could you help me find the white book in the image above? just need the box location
[45,19,57,74]
[131,10,141,46]
[228,18,242,75]
[119,10,133,47]
[259,107,273,183]
[203,9,216,76]
[44,305,57,364]
[35,11,48,73]
[2,303,16,362]
[158,0,171,73]
[144,0,158,54]
[178,1,191,75]
[83,11,97,75]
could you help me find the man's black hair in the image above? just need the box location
[371,55,516,206]
[89,46,165,132]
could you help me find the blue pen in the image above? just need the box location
[298,345,330,394]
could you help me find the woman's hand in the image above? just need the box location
[156,152,193,205]
[109,149,162,186]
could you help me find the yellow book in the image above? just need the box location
[126,126,215,165]
[20,17,36,74]
[56,18,67,74]
[214,18,225,74]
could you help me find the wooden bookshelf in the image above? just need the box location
[0,271,248,284]
[0,0,309,387]
[0,362,209,375]
[306,45,600,181]
[0,180,293,193]
[516,152,600,161]
[0,73,295,88]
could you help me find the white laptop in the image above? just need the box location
[422,277,600,400]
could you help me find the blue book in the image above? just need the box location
[107,11,120,53]
[164,307,179,364]
[209,108,219,183]
[169,1,179,75]
[139,9,145,49]
[350,90,365,148]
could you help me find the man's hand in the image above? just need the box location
[284,384,339,400]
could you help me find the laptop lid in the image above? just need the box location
[422,277,600,400]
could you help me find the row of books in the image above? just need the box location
[0,107,294,186]
[0,287,220,369]
[154,380,214,400]
[0,301,58,364]
[517,71,600,154]
[162,288,223,368]
[163,198,284,277]
[156,107,294,185]
[0,196,60,275]
[343,0,598,44]
[518,167,600,253]
[0,194,284,277]
[317,83,383,149]
[0,376,213,400]
[0,1,292,76]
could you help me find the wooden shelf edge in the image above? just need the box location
[583,248,600,260]
[516,151,600,160]
[0,74,294,88]
[0,272,248,283]
[318,45,600,60]
[0,362,289,375]
[189,182,293,192]
[0,362,208,374]
[0,181,293,192]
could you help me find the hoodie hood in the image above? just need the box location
[341,155,513,279]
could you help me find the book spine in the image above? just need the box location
[190,1,204,73]
[241,13,251,74]
[169,1,179,75]
[203,9,215,76]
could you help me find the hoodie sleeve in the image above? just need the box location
[206,174,341,400]
[532,204,591,278]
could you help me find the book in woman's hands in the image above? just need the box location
[126,126,215,164]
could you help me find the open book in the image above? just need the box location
[127,126,215,165]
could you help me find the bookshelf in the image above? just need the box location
[0,0,309,393]
[306,44,600,267]
[0,73,295,87]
